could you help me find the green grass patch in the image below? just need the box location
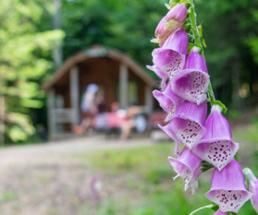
[234,122,258,143]
[80,143,173,184]
[0,191,17,203]
[74,131,258,215]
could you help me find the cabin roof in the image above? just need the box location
[43,46,157,91]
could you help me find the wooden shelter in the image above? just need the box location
[43,46,157,138]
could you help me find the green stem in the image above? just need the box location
[187,0,227,112]
[188,0,204,53]
[243,167,257,182]
[208,83,216,102]
[189,204,215,215]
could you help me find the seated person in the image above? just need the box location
[74,84,100,134]
[94,103,147,140]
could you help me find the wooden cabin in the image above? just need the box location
[43,46,157,139]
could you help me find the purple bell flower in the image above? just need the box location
[244,168,258,213]
[146,64,167,80]
[206,160,252,213]
[193,106,239,171]
[171,49,210,105]
[146,65,168,90]
[152,84,182,120]
[214,210,227,215]
[250,177,258,212]
[251,181,258,213]
[150,28,188,79]
[159,101,207,148]
[168,147,201,193]
[155,3,187,46]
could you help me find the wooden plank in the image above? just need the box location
[47,90,56,139]
[70,67,80,125]
[145,85,153,113]
[119,64,128,109]
[54,108,73,123]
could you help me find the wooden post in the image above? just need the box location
[70,67,80,125]
[119,64,128,109]
[47,90,56,139]
[145,85,153,113]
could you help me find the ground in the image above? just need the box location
[0,124,257,215]
[0,137,153,215]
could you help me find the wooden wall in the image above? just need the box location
[53,56,148,111]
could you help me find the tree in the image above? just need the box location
[197,0,258,108]
[0,0,63,143]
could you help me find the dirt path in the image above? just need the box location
[0,136,152,167]
[0,136,152,215]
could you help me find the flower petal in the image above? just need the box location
[152,48,185,78]
[207,190,250,213]
[171,50,209,104]
[193,140,239,171]
[146,65,168,79]
[171,69,209,104]
[152,85,182,115]
[193,106,237,170]
[168,147,201,193]
[162,28,188,55]
[155,4,187,45]
[163,101,207,148]
[214,210,227,215]
[206,160,252,213]
[153,89,175,113]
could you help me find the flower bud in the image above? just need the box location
[155,3,187,46]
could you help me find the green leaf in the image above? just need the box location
[201,161,213,172]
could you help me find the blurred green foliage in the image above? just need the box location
[0,0,63,143]
[197,0,258,108]
[0,0,257,143]
[233,119,258,143]
[61,0,167,73]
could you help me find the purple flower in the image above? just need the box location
[213,210,227,215]
[146,65,167,80]
[149,29,188,79]
[206,160,252,213]
[193,106,239,171]
[250,178,258,212]
[152,84,182,120]
[171,49,209,104]
[168,147,201,193]
[159,101,207,148]
[244,168,258,213]
[155,3,187,45]
[146,65,168,90]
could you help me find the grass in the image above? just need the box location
[75,124,258,215]
[0,191,17,203]
[234,121,258,143]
